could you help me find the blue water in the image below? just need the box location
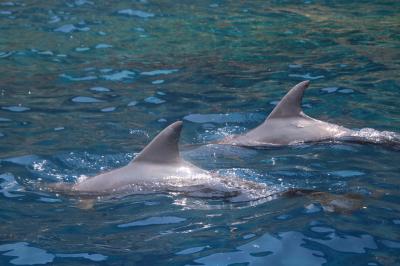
[1,1,400,265]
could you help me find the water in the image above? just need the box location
[0,0,400,265]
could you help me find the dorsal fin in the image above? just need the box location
[133,121,183,164]
[266,80,310,119]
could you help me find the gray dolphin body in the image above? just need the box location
[219,81,399,147]
[47,121,364,211]
[50,121,272,202]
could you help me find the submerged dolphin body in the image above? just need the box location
[50,122,273,202]
[219,81,400,147]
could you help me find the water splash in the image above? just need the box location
[349,128,400,146]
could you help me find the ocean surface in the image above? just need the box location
[0,1,400,265]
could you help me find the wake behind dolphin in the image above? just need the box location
[219,81,400,148]
[48,121,277,202]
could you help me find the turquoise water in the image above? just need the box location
[1,0,400,265]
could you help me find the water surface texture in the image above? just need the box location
[1,1,400,265]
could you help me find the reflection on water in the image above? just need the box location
[0,0,400,265]
[0,242,107,265]
[194,231,327,266]
[118,216,186,228]
[194,225,381,266]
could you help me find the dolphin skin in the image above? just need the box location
[49,121,274,202]
[219,81,400,147]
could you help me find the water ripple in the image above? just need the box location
[118,216,186,228]
[144,96,165,104]
[195,231,326,266]
[0,173,24,198]
[71,96,104,103]
[60,74,97,81]
[0,242,55,265]
[90,86,111,92]
[54,24,90,33]
[2,106,30,112]
[101,70,135,81]
[95,43,113,49]
[140,69,179,76]
[117,9,155,18]
[0,242,108,265]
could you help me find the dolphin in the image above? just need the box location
[219,81,400,147]
[45,121,364,211]
[48,121,274,202]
